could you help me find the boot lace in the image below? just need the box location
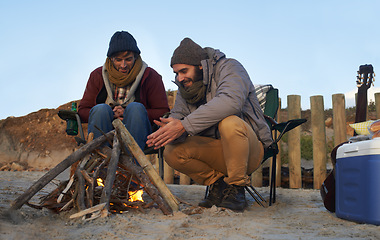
[222,185,238,201]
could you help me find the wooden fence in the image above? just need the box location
[148,92,380,189]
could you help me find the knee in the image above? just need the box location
[218,115,246,135]
[125,102,146,114]
[163,144,177,167]
[163,144,187,170]
[89,104,112,117]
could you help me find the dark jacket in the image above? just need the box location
[78,66,170,124]
[170,48,273,148]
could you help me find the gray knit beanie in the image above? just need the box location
[170,38,208,67]
[107,31,141,57]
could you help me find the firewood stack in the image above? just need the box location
[34,150,151,214]
[9,119,179,220]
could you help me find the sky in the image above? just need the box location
[1,0,379,120]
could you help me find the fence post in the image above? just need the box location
[148,154,160,173]
[375,92,380,119]
[179,173,191,185]
[163,90,176,184]
[287,95,302,188]
[310,95,327,189]
[332,94,347,146]
[163,161,174,184]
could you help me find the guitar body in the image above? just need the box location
[320,172,335,212]
[320,141,344,212]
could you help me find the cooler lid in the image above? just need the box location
[337,138,380,158]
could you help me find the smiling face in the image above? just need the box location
[172,64,203,89]
[111,51,136,74]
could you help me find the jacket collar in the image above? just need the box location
[201,47,226,91]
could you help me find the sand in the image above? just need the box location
[0,171,379,240]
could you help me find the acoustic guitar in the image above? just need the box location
[320,64,374,212]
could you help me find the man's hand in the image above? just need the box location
[113,106,124,120]
[146,117,185,149]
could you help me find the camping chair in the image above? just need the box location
[58,108,165,178]
[247,85,306,206]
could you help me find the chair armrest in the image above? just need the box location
[58,110,77,121]
[264,114,278,126]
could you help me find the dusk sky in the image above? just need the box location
[1,0,379,120]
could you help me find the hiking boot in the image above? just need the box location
[198,177,227,208]
[219,184,248,211]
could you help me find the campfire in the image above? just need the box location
[9,119,180,220]
[33,152,148,215]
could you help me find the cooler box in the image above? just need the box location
[336,138,380,225]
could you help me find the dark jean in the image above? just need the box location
[88,102,152,150]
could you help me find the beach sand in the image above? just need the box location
[0,171,379,240]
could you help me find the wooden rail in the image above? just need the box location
[146,90,379,190]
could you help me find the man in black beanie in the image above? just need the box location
[147,38,273,211]
[78,31,169,151]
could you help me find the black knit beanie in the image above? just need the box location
[170,38,208,67]
[107,31,141,57]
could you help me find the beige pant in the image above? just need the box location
[164,116,264,186]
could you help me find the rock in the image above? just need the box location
[325,117,333,127]
[10,162,25,171]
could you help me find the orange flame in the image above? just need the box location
[97,178,104,187]
[128,190,144,202]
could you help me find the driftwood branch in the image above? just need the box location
[112,119,179,212]
[100,134,121,211]
[9,131,115,211]
[81,170,94,207]
[69,203,106,219]
[75,161,86,211]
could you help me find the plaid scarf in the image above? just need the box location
[111,84,131,105]
[112,85,131,105]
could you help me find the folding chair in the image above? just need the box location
[245,85,306,206]
[58,108,165,178]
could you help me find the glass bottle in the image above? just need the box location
[66,102,78,135]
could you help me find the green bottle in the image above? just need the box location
[66,102,78,136]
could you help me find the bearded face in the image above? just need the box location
[172,64,203,89]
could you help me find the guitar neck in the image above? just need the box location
[354,64,374,125]
[355,85,369,123]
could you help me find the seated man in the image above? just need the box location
[78,31,169,150]
[147,38,273,211]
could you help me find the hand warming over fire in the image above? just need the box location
[146,117,185,149]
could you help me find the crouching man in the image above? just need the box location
[147,38,272,211]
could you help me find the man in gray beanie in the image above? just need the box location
[78,31,169,152]
[147,37,273,211]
